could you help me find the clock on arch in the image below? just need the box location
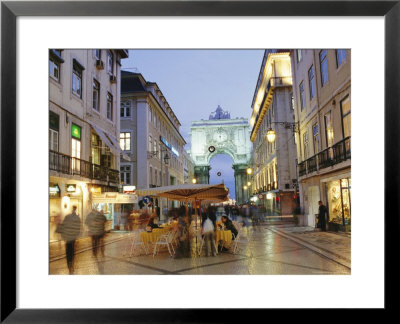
[213,130,228,143]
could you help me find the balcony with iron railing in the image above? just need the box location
[298,137,351,177]
[50,150,120,184]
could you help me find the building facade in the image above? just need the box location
[49,49,128,241]
[182,150,195,184]
[290,49,351,231]
[249,50,298,215]
[120,72,186,218]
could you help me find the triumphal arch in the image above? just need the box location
[190,106,252,204]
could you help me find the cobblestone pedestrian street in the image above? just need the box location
[50,224,351,275]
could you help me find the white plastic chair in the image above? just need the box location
[123,230,148,257]
[232,227,253,254]
[153,231,175,257]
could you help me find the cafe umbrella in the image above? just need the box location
[136,183,229,253]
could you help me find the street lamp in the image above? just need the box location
[246,168,253,175]
[265,122,299,143]
[192,178,197,184]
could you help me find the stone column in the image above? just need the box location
[233,164,248,205]
[194,166,211,184]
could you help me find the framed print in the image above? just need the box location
[1,0,399,322]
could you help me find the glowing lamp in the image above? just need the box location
[266,128,276,143]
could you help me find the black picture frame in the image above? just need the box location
[1,0,399,322]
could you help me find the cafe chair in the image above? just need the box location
[153,231,175,257]
[124,230,148,257]
[196,232,205,256]
[232,227,253,254]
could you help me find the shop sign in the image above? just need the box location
[258,194,264,199]
[160,136,172,150]
[171,146,179,157]
[66,184,76,192]
[266,193,273,200]
[49,184,60,197]
[71,123,81,140]
[92,192,138,204]
[123,185,136,193]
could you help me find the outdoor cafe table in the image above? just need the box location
[140,226,171,245]
[215,229,232,247]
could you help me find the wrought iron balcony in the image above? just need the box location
[307,155,318,173]
[298,136,351,177]
[50,150,119,184]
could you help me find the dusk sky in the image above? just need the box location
[122,50,264,199]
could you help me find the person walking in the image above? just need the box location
[201,209,217,257]
[57,205,81,274]
[318,201,328,231]
[85,208,107,258]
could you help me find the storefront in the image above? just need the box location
[49,183,62,242]
[325,177,351,231]
[49,180,87,241]
[91,192,138,231]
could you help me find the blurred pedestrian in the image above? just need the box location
[57,205,81,274]
[85,208,107,258]
[201,208,217,257]
[318,201,328,231]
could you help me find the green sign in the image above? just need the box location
[71,123,81,139]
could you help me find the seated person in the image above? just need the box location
[221,215,238,240]
[146,217,160,232]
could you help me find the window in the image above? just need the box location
[308,65,316,100]
[49,58,60,81]
[148,107,152,123]
[107,51,114,74]
[336,49,347,67]
[303,131,309,160]
[296,49,302,62]
[155,169,158,186]
[120,101,131,118]
[93,49,101,60]
[120,165,131,185]
[324,111,334,148]
[150,166,153,185]
[72,65,82,97]
[290,93,294,110]
[91,133,101,165]
[92,79,100,111]
[319,50,329,86]
[71,137,81,172]
[120,132,131,151]
[154,140,157,158]
[49,50,63,82]
[49,111,59,151]
[148,135,152,152]
[312,123,320,154]
[299,82,305,111]
[341,97,351,138]
[107,93,113,121]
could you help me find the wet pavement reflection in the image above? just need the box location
[50,225,351,275]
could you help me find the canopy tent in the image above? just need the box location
[135,183,229,203]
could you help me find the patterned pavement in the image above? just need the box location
[49,224,351,275]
